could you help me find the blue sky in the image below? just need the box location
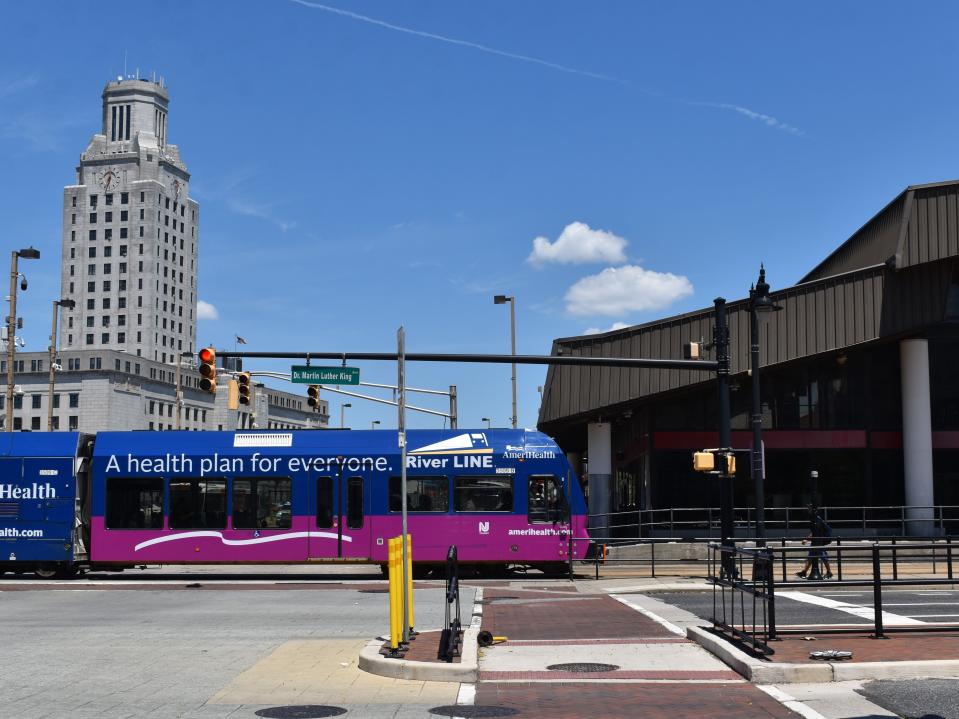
[2,1,959,431]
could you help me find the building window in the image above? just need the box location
[53,394,60,409]
[140,192,144,202]
[90,195,97,208]
[31,417,40,431]
[69,416,78,431]
[87,264,95,276]
[105,211,112,223]
[104,229,112,240]
[89,230,96,241]
[388,476,449,513]
[86,299,94,310]
[13,418,21,430]
[89,213,97,223]
[103,281,111,291]
[101,332,109,344]
[120,228,127,239]
[31,394,41,409]
[121,192,129,205]
[12,395,21,410]
[117,332,125,343]
[51,416,59,430]
[105,193,113,206]
[103,246,111,257]
[89,357,101,370]
[85,333,93,345]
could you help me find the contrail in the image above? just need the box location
[289,0,625,84]
[684,100,804,136]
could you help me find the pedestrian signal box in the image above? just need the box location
[693,452,715,472]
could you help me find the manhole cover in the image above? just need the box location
[255,706,347,718]
[428,706,519,718]
[547,662,619,673]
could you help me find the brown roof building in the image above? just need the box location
[538,181,959,537]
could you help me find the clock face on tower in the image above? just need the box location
[98,166,120,191]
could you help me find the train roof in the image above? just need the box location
[0,432,84,458]
[90,428,561,458]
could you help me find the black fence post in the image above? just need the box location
[872,544,886,639]
[651,541,657,578]
[766,548,777,642]
[836,537,843,582]
[948,537,954,581]
[892,537,898,581]
[568,532,574,581]
[781,537,787,583]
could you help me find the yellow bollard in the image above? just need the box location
[405,534,415,635]
[388,537,400,652]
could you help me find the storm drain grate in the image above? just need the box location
[428,706,519,718]
[255,706,347,718]
[547,662,619,673]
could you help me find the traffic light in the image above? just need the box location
[307,385,321,409]
[724,453,736,475]
[199,347,217,394]
[237,372,252,405]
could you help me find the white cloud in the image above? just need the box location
[583,321,631,335]
[196,300,219,320]
[565,265,693,316]
[527,221,628,267]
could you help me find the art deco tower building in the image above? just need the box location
[60,77,199,364]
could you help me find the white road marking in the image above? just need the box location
[907,614,959,618]
[881,602,959,606]
[758,685,829,719]
[610,594,685,637]
[778,590,925,625]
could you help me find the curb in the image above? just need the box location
[688,625,959,683]
[358,626,479,682]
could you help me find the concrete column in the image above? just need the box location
[587,422,611,538]
[900,339,935,536]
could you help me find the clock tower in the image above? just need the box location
[60,77,199,365]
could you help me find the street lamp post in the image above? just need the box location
[340,402,351,429]
[6,247,40,432]
[481,417,491,429]
[371,420,380,430]
[749,265,781,544]
[493,294,517,429]
[47,298,75,431]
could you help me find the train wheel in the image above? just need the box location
[34,563,59,579]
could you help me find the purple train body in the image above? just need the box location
[0,428,587,576]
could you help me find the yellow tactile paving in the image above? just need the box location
[209,639,459,706]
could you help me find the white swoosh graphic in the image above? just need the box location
[134,531,352,552]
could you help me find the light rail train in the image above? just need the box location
[0,429,587,578]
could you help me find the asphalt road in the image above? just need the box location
[858,678,959,719]
[654,588,959,628]
[0,574,476,719]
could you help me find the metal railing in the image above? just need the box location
[588,504,959,539]
[708,544,776,655]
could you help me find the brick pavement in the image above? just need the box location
[765,631,959,663]
[470,588,802,718]
[474,682,797,718]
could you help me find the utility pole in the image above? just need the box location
[6,247,39,432]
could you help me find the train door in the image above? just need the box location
[528,474,571,560]
[311,471,371,560]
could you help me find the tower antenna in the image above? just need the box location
[124,50,128,78]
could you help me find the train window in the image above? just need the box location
[347,477,364,529]
[316,476,333,528]
[233,478,292,529]
[105,477,164,529]
[453,476,513,512]
[388,476,449,513]
[169,478,227,529]
[528,475,567,523]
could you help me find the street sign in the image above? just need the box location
[291,366,360,385]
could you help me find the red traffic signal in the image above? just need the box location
[199,347,217,393]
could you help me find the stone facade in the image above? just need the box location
[0,350,329,433]
[1,77,329,432]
